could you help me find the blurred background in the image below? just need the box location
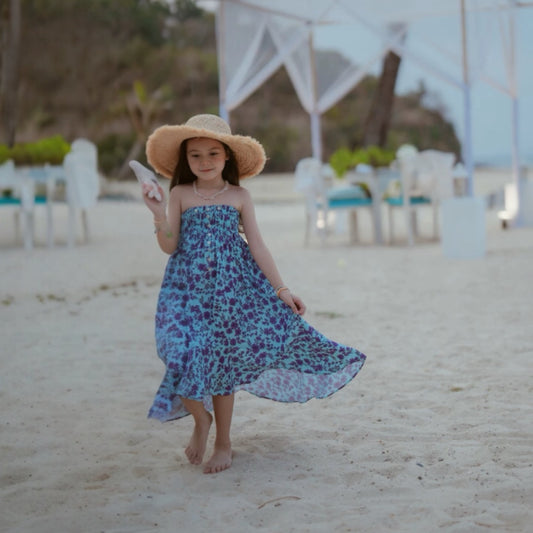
[1,0,531,178]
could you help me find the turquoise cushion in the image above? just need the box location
[0,197,21,205]
[328,197,372,208]
[0,195,48,205]
[327,185,372,208]
[385,196,431,206]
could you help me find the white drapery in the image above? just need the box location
[214,0,526,215]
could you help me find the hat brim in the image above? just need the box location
[146,125,266,180]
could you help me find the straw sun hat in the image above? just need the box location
[146,114,266,179]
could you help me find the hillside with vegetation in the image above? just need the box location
[3,0,461,177]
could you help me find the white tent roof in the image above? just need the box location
[211,0,530,219]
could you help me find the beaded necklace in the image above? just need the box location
[193,180,229,201]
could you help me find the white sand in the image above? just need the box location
[1,170,532,532]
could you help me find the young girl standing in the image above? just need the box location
[133,114,366,474]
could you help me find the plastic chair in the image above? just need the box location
[418,150,455,200]
[63,138,100,247]
[0,159,36,250]
[385,146,455,245]
[294,157,375,245]
[294,158,326,244]
[25,164,59,247]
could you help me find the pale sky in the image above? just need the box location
[393,9,533,166]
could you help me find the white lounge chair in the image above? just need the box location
[385,146,455,245]
[25,164,59,247]
[294,157,375,245]
[63,138,100,247]
[0,159,36,250]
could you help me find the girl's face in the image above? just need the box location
[186,137,228,182]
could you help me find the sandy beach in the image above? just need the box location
[1,170,532,532]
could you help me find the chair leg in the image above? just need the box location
[45,177,55,247]
[372,201,383,245]
[22,210,34,251]
[348,210,359,244]
[46,201,54,247]
[319,209,327,246]
[319,222,327,246]
[67,205,76,248]
[388,205,394,244]
[82,209,90,243]
[406,207,414,246]
[14,211,20,244]
[433,203,439,240]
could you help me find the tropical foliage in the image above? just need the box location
[329,145,396,178]
[0,135,70,165]
[356,146,396,168]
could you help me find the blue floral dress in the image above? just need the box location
[148,204,366,421]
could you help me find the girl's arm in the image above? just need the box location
[142,182,181,254]
[240,189,305,315]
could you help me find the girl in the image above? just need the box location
[133,114,366,474]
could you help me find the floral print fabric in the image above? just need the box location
[148,205,366,421]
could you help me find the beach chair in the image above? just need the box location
[294,157,374,245]
[63,138,100,247]
[294,158,325,244]
[0,159,36,250]
[385,146,455,245]
[25,164,60,247]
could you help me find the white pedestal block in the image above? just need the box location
[441,197,486,259]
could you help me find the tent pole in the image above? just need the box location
[460,0,474,197]
[216,1,229,121]
[310,111,321,161]
[509,1,523,226]
[309,26,322,160]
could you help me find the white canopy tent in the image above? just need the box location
[210,0,531,224]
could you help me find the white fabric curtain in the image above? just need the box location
[217,0,520,106]
[215,0,523,202]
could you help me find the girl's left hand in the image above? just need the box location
[280,291,306,316]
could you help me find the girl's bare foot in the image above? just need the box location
[203,442,232,474]
[185,412,212,465]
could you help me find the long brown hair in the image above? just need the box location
[170,138,240,191]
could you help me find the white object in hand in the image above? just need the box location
[129,160,162,202]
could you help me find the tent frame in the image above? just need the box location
[214,0,527,224]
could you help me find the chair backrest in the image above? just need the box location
[294,157,329,214]
[0,159,16,186]
[0,159,36,210]
[294,157,323,191]
[64,138,100,208]
[372,166,400,198]
[396,145,420,197]
[396,144,418,160]
[396,146,455,199]
[71,138,98,160]
[417,150,456,200]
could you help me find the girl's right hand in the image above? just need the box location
[129,160,166,218]
[141,182,166,219]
